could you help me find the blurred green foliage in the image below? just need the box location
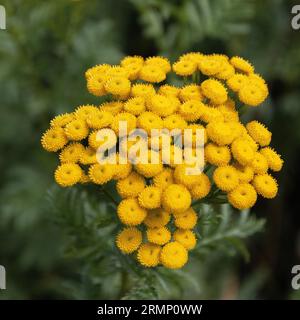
[0,0,299,299]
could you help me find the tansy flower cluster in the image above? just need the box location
[41,53,283,269]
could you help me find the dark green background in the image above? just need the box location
[0,0,299,299]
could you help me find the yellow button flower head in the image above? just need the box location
[55,163,83,187]
[213,165,239,192]
[248,74,269,93]
[139,64,166,83]
[198,56,223,76]
[86,110,113,129]
[217,104,239,123]
[85,63,111,80]
[79,147,97,165]
[75,105,99,121]
[173,229,197,250]
[104,77,131,97]
[179,84,202,102]
[117,198,147,226]
[174,207,198,229]
[65,119,89,141]
[179,100,204,121]
[227,74,249,92]
[153,168,174,190]
[158,84,180,97]
[100,101,123,115]
[120,55,144,67]
[137,243,161,267]
[110,112,137,135]
[239,83,268,106]
[201,79,228,105]
[246,121,272,147]
[228,183,257,210]
[59,142,85,163]
[163,114,187,131]
[189,173,211,200]
[173,59,197,76]
[87,74,107,96]
[160,242,188,269]
[50,113,74,128]
[231,138,255,165]
[41,127,68,152]
[145,56,171,73]
[241,133,259,151]
[147,94,177,117]
[234,163,254,183]
[216,61,235,80]
[106,66,129,78]
[251,152,268,174]
[205,143,231,166]
[137,111,163,135]
[206,121,234,146]
[131,83,156,99]
[124,97,146,116]
[174,164,201,188]
[116,227,142,254]
[180,52,204,64]
[260,147,283,172]
[88,163,115,185]
[146,227,171,245]
[124,62,143,81]
[162,184,192,214]
[252,174,278,199]
[230,56,254,74]
[200,106,224,123]
[228,122,245,140]
[116,172,145,198]
[138,186,162,209]
[144,209,171,228]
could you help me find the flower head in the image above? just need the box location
[116,227,142,254]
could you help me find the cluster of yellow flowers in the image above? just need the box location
[41,52,283,269]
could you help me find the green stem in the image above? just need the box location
[100,186,118,206]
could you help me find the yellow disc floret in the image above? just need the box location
[137,243,161,267]
[116,172,146,198]
[117,198,147,226]
[41,127,68,152]
[260,147,283,172]
[174,207,198,229]
[173,229,197,250]
[201,79,228,105]
[162,184,192,214]
[160,242,188,269]
[147,227,171,245]
[54,163,83,187]
[144,209,171,228]
[213,165,239,192]
[189,173,211,200]
[252,174,278,199]
[246,121,272,147]
[228,183,257,209]
[138,186,162,209]
[116,227,142,254]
